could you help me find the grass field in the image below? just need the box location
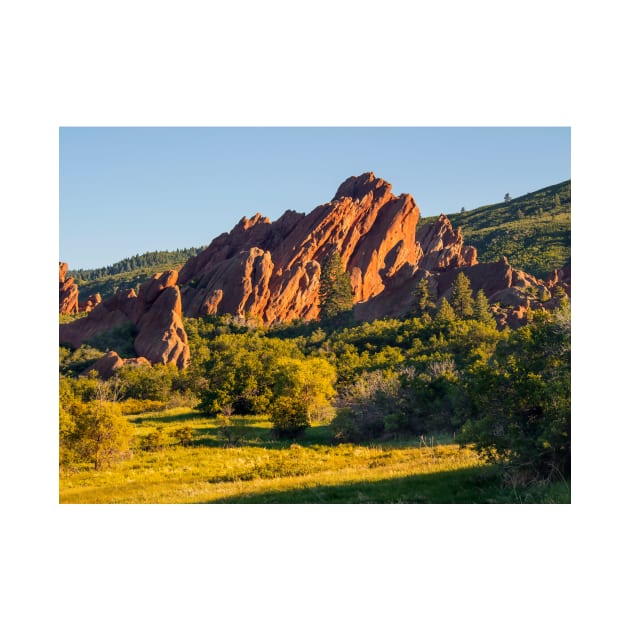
[59,408,570,504]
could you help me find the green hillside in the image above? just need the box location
[418,180,571,278]
[69,247,203,301]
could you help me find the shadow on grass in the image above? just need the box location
[132,411,461,452]
[190,424,335,449]
[203,467,571,504]
[129,410,204,425]
[190,424,434,451]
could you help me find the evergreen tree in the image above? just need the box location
[472,289,495,326]
[434,297,456,323]
[415,278,436,315]
[504,193,512,203]
[449,272,474,319]
[319,250,354,321]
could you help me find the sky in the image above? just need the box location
[59,127,570,269]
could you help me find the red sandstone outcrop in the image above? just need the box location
[60,263,102,314]
[82,350,151,379]
[78,293,102,312]
[417,215,477,271]
[545,265,571,297]
[178,173,569,328]
[59,262,79,314]
[180,172,421,323]
[60,270,189,369]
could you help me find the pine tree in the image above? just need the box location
[472,289,495,326]
[415,278,436,315]
[435,297,456,323]
[449,272,474,319]
[319,250,354,321]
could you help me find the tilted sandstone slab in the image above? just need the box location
[59,262,79,314]
[59,271,189,369]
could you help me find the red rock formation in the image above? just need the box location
[60,263,102,314]
[178,173,569,327]
[545,265,571,297]
[134,284,189,368]
[417,215,477,271]
[60,270,189,369]
[180,172,421,323]
[82,350,151,379]
[59,262,79,314]
[78,293,102,312]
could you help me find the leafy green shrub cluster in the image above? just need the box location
[459,307,570,482]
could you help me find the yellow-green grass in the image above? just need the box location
[59,408,570,504]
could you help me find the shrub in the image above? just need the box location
[330,408,361,442]
[270,396,310,439]
[117,364,176,401]
[216,413,249,446]
[73,401,133,469]
[332,370,403,441]
[459,307,570,483]
[171,426,194,447]
[139,427,166,451]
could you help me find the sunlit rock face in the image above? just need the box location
[178,173,570,327]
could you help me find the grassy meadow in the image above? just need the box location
[59,408,570,504]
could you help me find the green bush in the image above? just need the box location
[270,396,310,439]
[72,401,133,469]
[330,408,360,442]
[459,307,570,483]
[171,426,194,447]
[139,427,166,451]
[117,364,176,401]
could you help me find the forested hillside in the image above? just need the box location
[418,180,570,278]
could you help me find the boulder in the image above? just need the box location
[82,350,151,379]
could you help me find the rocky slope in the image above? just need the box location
[59,270,190,368]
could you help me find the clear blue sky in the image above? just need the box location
[60,127,570,269]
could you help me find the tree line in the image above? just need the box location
[69,247,203,282]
